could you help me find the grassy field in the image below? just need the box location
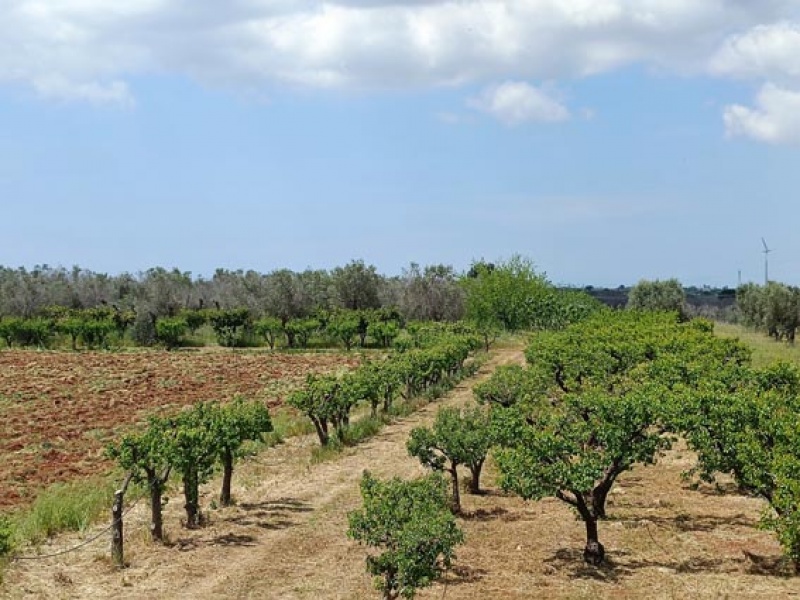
[714,322,800,367]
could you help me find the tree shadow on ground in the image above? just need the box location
[544,545,790,581]
[210,533,258,547]
[741,551,795,577]
[687,480,743,497]
[461,507,520,523]
[615,476,646,489]
[544,548,624,583]
[226,497,313,530]
[475,487,515,499]
[606,512,756,533]
[444,564,488,587]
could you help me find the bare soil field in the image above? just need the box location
[3,347,799,599]
[0,349,358,508]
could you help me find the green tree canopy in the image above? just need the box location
[348,472,464,600]
[626,278,686,316]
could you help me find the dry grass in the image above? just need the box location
[3,343,800,599]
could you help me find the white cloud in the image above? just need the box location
[711,21,800,83]
[468,81,569,125]
[723,83,800,144]
[0,0,798,134]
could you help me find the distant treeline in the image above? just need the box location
[0,261,465,322]
[0,258,603,349]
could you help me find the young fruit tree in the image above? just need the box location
[347,472,464,600]
[287,374,348,446]
[107,416,175,542]
[206,398,273,506]
[677,362,800,570]
[407,405,493,513]
[170,404,220,528]
[253,316,282,350]
[490,385,671,565]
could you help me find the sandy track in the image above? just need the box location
[2,348,524,600]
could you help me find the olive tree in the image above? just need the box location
[627,278,686,317]
[331,260,382,311]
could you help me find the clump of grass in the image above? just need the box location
[13,478,117,546]
[341,415,385,445]
[271,408,316,439]
[310,438,345,464]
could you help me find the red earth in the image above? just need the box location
[0,349,358,509]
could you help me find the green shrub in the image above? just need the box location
[348,472,464,599]
[155,316,188,350]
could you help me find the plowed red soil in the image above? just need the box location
[0,349,358,508]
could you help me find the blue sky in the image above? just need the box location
[2,1,800,287]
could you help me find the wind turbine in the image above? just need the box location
[762,238,772,286]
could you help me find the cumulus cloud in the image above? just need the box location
[468,81,569,124]
[711,21,800,83]
[0,0,799,137]
[723,83,800,144]
[0,1,795,94]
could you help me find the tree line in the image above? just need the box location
[0,257,602,350]
[0,261,465,323]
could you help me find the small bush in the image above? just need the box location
[348,472,464,599]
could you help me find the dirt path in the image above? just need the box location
[2,348,524,600]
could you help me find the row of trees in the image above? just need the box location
[0,262,464,323]
[107,398,273,553]
[288,325,483,446]
[0,307,405,351]
[101,322,483,569]
[469,308,800,570]
[0,258,601,349]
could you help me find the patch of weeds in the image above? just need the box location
[13,478,117,546]
[156,378,179,390]
[272,408,316,439]
[340,415,385,445]
[310,439,345,464]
